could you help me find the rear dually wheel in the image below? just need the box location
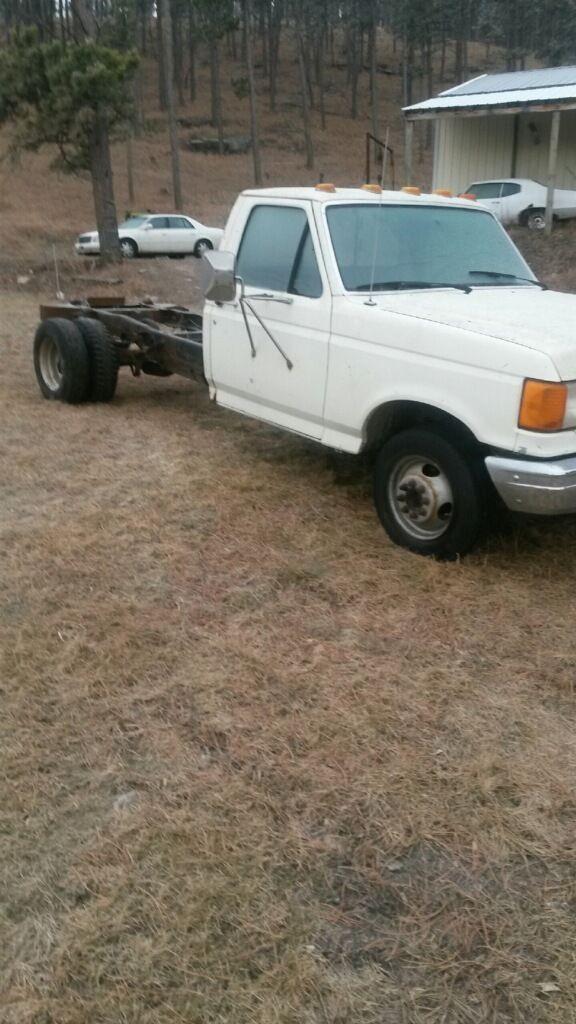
[33,318,90,404]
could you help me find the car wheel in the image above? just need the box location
[373,428,489,559]
[194,238,213,258]
[120,238,138,258]
[33,318,90,403]
[525,209,546,231]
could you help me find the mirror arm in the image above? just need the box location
[236,276,257,358]
[237,276,293,371]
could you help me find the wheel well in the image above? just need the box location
[363,401,480,452]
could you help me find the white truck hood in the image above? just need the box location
[364,287,576,379]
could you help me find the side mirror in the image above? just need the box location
[143,223,153,230]
[200,249,237,303]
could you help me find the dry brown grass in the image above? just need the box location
[3,286,576,1024]
[3,31,576,1024]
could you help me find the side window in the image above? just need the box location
[236,205,322,297]
[501,182,521,197]
[150,217,169,229]
[468,183,503,199]
[169,216,193,228]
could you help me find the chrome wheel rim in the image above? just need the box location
[196,241,209,255]
[389,455,454,540]
[529,214,546,231]
[39,337,63,391]
[121,240,135,257]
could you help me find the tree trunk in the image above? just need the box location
[188,2,196,102]
[173,5,185,106]
[160,0,183,210]
[317,31,326,130]
[370,2,379,148]
[210,39,224,154]
[126,135,135,208]
[157,1,168,110]
[89,108,121,262]
[245,0,262,185]
[298,32,314,169]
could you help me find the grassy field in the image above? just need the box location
[3,30,576,1024]
[3,284,576,1024]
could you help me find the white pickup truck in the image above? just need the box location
[33,185,576,558]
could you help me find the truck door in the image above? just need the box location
[142,216,171,253]
[205,202,330,439]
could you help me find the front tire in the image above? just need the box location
[373,428,488,558]
[194,238,213,258]
[33,318,90,404]
[120,238,138,258]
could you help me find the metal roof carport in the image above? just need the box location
[403,68,576,233]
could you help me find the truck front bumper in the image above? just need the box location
[486,454,576,515]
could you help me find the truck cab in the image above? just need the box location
[201,185,576,557]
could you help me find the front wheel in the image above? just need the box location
[120,238,138,258]
[194,238,213,258]
[373,428,489,558]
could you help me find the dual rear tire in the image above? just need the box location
[33,317,119,404]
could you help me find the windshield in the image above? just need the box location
[326,203,535,292]
[120,216,147,228]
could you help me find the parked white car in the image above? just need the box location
[465,177,576,230]
[75,214,223,258]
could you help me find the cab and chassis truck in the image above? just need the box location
[32,185,576,558]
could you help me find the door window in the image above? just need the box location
[149,217,169,229]
[467,182,503,199]
[168,216,193,228]
[236,205,322,297]
[501,182,521,196]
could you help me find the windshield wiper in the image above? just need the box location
[354,280,471,294]
[468,270,547,290]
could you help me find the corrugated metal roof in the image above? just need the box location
[443,67,576,97]
[404,66,576,116]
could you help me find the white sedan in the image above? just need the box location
[75,213,223,258]
[465,177,576,230]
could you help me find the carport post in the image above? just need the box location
[404,118,414,185]
[545,110,561,235]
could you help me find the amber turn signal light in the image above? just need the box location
[518,379,567,431]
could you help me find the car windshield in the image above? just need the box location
[326,203,536,291]
[120,216,148,228]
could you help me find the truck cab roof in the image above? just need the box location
[240,186,480,211]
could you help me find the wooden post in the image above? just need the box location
[404,118,414,185]
[510,114,520,176]
[545,110,561,236]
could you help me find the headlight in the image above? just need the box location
[519,378,576,431]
